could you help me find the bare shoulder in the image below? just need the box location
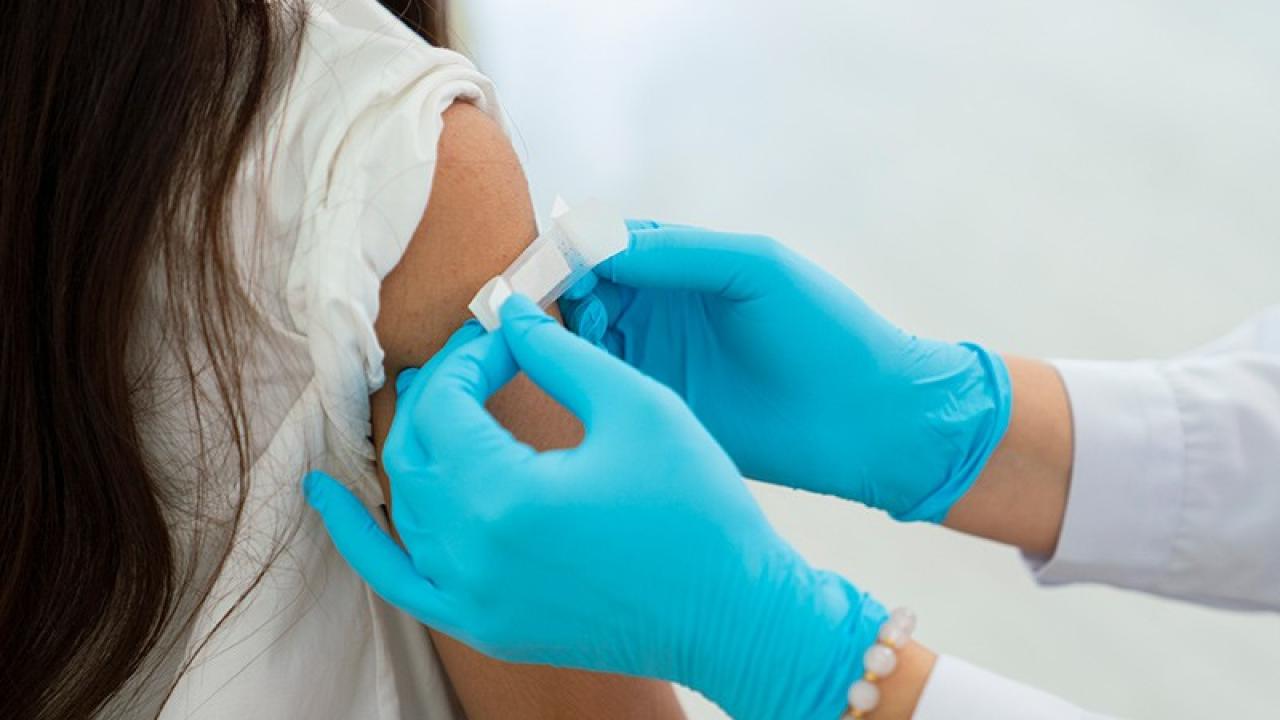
[374,100,536,375]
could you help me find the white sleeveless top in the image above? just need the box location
[118,1,499,717]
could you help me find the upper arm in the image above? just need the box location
[369,101,684,719]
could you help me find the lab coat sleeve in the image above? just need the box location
[912,655,1109,719]
[1032,306,1280,611]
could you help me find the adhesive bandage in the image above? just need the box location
[468,197,628,330]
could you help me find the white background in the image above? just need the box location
[454,2,1280,717]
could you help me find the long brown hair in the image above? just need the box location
[0,2,445,718]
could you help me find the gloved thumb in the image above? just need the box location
[498,293,642,427]
[596,224,776,302]
[408,330,527,464]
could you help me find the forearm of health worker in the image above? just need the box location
[564,224,1280,611]
[944,306,1280,613]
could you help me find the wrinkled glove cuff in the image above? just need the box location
[894,344,1013,523]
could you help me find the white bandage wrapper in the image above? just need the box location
[468,197,628,330]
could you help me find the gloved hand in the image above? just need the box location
[561,222,1012,522]
[303,295,887,720]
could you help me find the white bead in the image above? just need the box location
[848,680,880,712]
[863,644,898,677]
[889,607,917,636]
[878,623,908,648]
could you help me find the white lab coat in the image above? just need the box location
[912,307,1280,718]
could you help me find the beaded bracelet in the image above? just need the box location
[842,607,916,718]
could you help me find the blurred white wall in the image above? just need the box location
[454,2,1280,717]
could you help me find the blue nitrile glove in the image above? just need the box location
[561,222,1012,523]
[303,295,887,720]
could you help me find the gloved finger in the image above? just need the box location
[412,329,531,464]
[560,271,598,302]
[585,279,634,330]
[560,216,680,304]
[593,279,636,360]
[498,293,646,427]
[596,224,781,301]
[559,217,677,306]
[559,292,609,345]
[386,320,488,468]
[303,471,457,628]
[625,218,661,231]
[555,219,656,337]
[559,278,636,345]
[601,327,626,359]
[628,219,713,233]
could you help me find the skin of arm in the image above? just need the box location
[944,356,1074,557]
[369,101,684,719]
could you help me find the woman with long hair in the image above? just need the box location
[0,1,684,717]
